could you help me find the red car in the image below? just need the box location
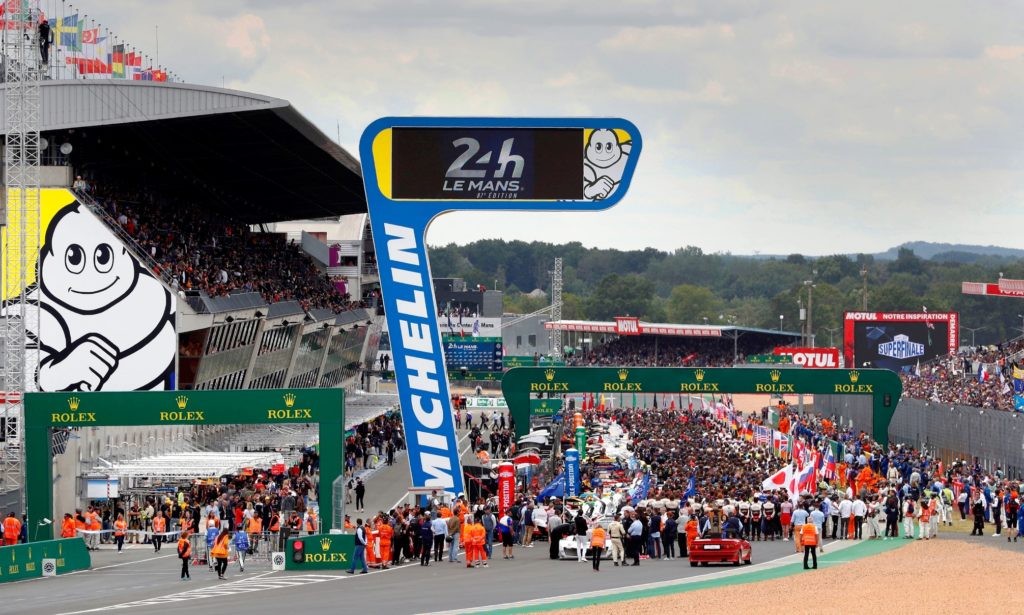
[688,537,752,567]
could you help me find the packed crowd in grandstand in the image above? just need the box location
[82,182,362,314]
[567,337,756,368]
[900,338,1024,412]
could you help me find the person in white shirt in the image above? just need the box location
[838,496,853,539]
[852,497,867,539]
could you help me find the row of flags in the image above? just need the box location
[0,4,173,81]
[52,13,169,81]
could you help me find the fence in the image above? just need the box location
[816,394,1024,478]
[189,529,307,569]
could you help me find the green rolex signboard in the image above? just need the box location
[530,398,563,417]
[24,389,344,541]
[0,538,90,583]
[286,533,355,570]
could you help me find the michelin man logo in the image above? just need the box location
[583,128,632,201]
[29,203,176,391]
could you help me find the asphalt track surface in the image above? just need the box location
[5,430,829,615]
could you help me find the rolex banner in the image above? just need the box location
[285,533,355,571]
[530,398,562,417]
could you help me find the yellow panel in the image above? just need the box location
[2,188,77,302]
[583,128,632,145]
[372,128,393,199]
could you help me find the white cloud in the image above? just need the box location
[86,1,1024,255]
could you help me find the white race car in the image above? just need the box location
[557,517,613,560]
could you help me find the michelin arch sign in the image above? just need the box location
[360,118,642,494]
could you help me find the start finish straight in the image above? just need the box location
[384,222,456,491]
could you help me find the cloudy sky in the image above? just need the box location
[87,0,1024,255]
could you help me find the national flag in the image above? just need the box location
[915,359,921,377]
[57,13,82,51]
[761,465,793,492]
[772,430,786,456]
[822,446,837,480]
[795,462,816,494]
[112,44,125,79]
[977,367,986,383]
[754,425,769,446]
[82,27,99,45]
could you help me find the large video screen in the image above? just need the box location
[443,336,504,372]
[843,311,958,372]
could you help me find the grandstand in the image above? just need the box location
[0,79,386,514]
[548,318,801,367]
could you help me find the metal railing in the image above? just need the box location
[73,189,178,288]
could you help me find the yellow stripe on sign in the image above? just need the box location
[2,188,76,302]
[372,128,393,199]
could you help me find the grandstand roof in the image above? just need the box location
[545,319,801,340]
[1,80,365,223]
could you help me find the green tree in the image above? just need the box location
[584,273,654,320]
[665,284,722,324]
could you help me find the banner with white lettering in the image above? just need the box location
[360,117,642,494]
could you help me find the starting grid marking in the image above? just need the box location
[58,573,344,614]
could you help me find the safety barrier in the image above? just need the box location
[0,538,91,583]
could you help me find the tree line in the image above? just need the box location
[427,240,1024,347]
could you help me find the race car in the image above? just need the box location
[555,515,613,561]
[688,537,752,567]
[557,529,612,560]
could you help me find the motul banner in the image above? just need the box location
[497,462,515,517]
[962,282,1024,298]
[773,347,841,368]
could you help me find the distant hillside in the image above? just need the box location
[748,242,1024,261]
[874,242,1024,261]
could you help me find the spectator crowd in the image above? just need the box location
[81,183,364,314]
[900,338,1024,412]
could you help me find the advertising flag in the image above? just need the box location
[683,475,697,499]
[564,449,580,498]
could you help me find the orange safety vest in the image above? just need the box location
[210,534,229,558]
[344,519,354,530]
[305,515,317,532]
[590,526,606,548]
[269,515,280,532]
[3,516,22,539]
[473,523,486,547]
[61,517,77,538]
[799,523,818,547]
[114,519,127,537]
[152,516,166,533]
[379,523,393,545]
[87,512,101,531]
[74,516,86,531]
[249,517,263,534]
[177,537,191,559]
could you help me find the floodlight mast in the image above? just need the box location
[1,0,43,501]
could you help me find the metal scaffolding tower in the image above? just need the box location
[551,257,562,359]
[1,0,42,498]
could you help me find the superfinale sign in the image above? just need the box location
[360,117,641,495]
